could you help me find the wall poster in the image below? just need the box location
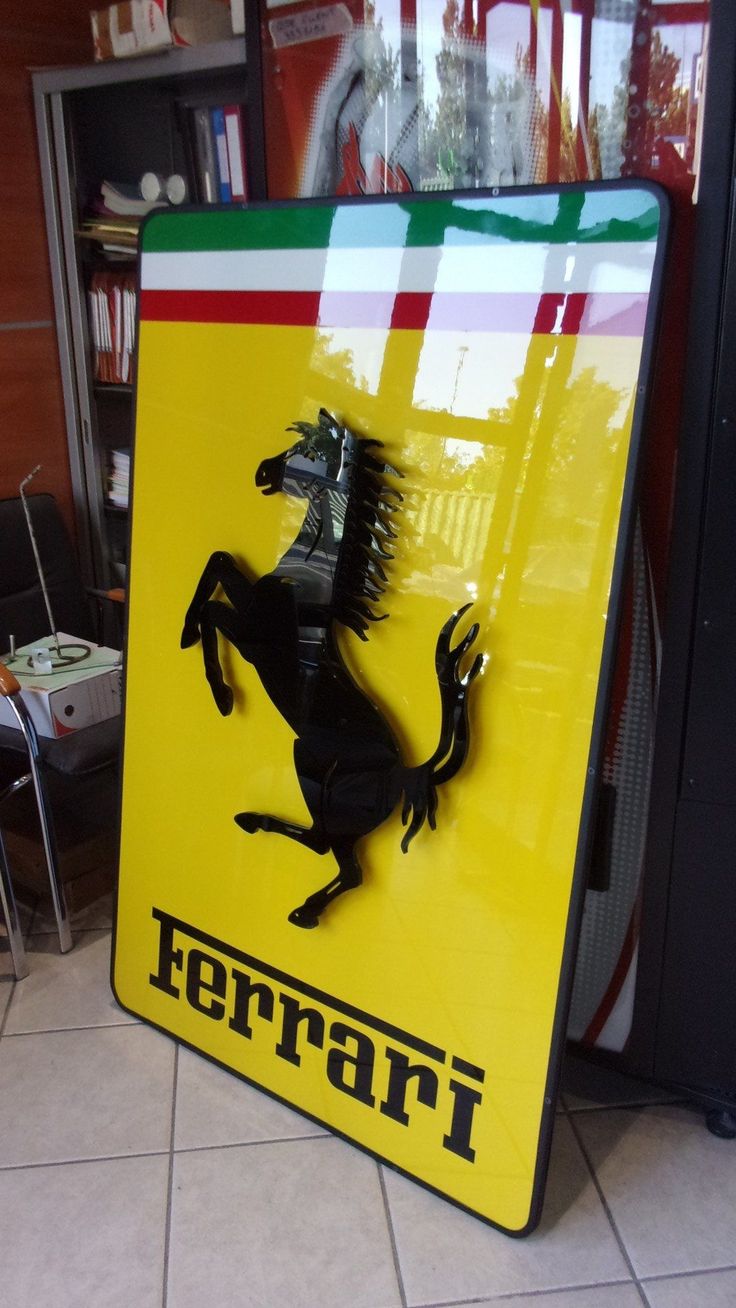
[113,182,668,1233]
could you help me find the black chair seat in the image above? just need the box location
[0,716,120,777]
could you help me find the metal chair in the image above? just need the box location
[0,795,28,980]
[0,493,122,967]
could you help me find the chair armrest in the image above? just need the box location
[0,663,21,697]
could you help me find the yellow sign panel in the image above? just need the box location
[114,186,667,1232]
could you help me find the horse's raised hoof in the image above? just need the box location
[180,620,200,649]
[234,812,261,833]
[288,905,320,929]
[213,683,234,716]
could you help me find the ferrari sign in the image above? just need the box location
[113,184,667,1233]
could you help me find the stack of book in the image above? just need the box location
[87,270,137,383]
[106,448,131,509]
[189,103,247,204]
[78,215,140,256]
[78,179,164,256]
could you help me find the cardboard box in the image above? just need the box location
[91,0,235,61]
[91,0,172,61]
[0,635,122,739]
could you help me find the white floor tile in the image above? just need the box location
[574,1105,736,1278]
[0,972,14,1015]
[0,1023,175,1166]
[644,1268,736,1307]
[382,1116,629,1305]
[4,930,135,1033]
[0,895,33,985]
[167,1136,401,1308]
[174,1044,328,1150]
[0,1153,168,1307]
[453,1286,643,1308]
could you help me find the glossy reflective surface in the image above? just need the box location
[261,1,709,203]
[117,185,666,1233]
[258,2,710,1057]
[180,408,481,927]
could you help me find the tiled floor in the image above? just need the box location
[1,896,735,1308]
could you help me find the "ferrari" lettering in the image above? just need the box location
[149,906,484,1163]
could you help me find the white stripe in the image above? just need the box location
[141,243,656,296]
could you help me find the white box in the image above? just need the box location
[0,635,122,739]
[91,0,235,61]
[91,0,173,61]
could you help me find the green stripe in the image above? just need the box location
[141,187,661,254]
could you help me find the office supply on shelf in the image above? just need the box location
[78,215,140,254]
[100,179,165,216]
[88,271,137,384]
[139,172,166,203]
[166,173,188,204]
[224,103,247,200]
[192,105,218,203]
[106,447,131,509]
[187,102,247,204]
[140,172,188,205]
[211,106,232,201]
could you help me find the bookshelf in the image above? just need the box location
[32,35,266,596]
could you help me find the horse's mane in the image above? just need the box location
[289,409,403,641]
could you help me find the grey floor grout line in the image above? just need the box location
[377,1162,408,1308]
[637,1280,653,1307]
[566,1110,649,1307]
[641,1263,736,1285]
[172,1132,331,1156]
[409,1276,643,1307]
[0,1137,335,1168]
[162,1042,179,1308]
[2,1020,140,1036]
[0,1149,170,1173]
[0,1132,331,1175]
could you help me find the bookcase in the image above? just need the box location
[32,35,265,597]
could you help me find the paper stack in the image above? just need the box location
[107,448,131,508]
[88,272,137,383]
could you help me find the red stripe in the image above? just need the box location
[532,293,587,334]
[139,288,648,336]
[141,289,322,326]
[390,291,433,330]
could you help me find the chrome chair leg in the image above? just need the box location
[23,735,73,954]
[0,828,28,980]
[0,666,72,954]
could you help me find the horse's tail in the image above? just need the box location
[399,605,483,853]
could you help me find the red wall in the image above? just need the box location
[0,2,95,534]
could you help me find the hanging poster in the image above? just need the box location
[113,183,668,1233]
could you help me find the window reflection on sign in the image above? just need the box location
[259,0,710,204]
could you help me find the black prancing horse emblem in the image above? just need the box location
[182,409,483,928]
